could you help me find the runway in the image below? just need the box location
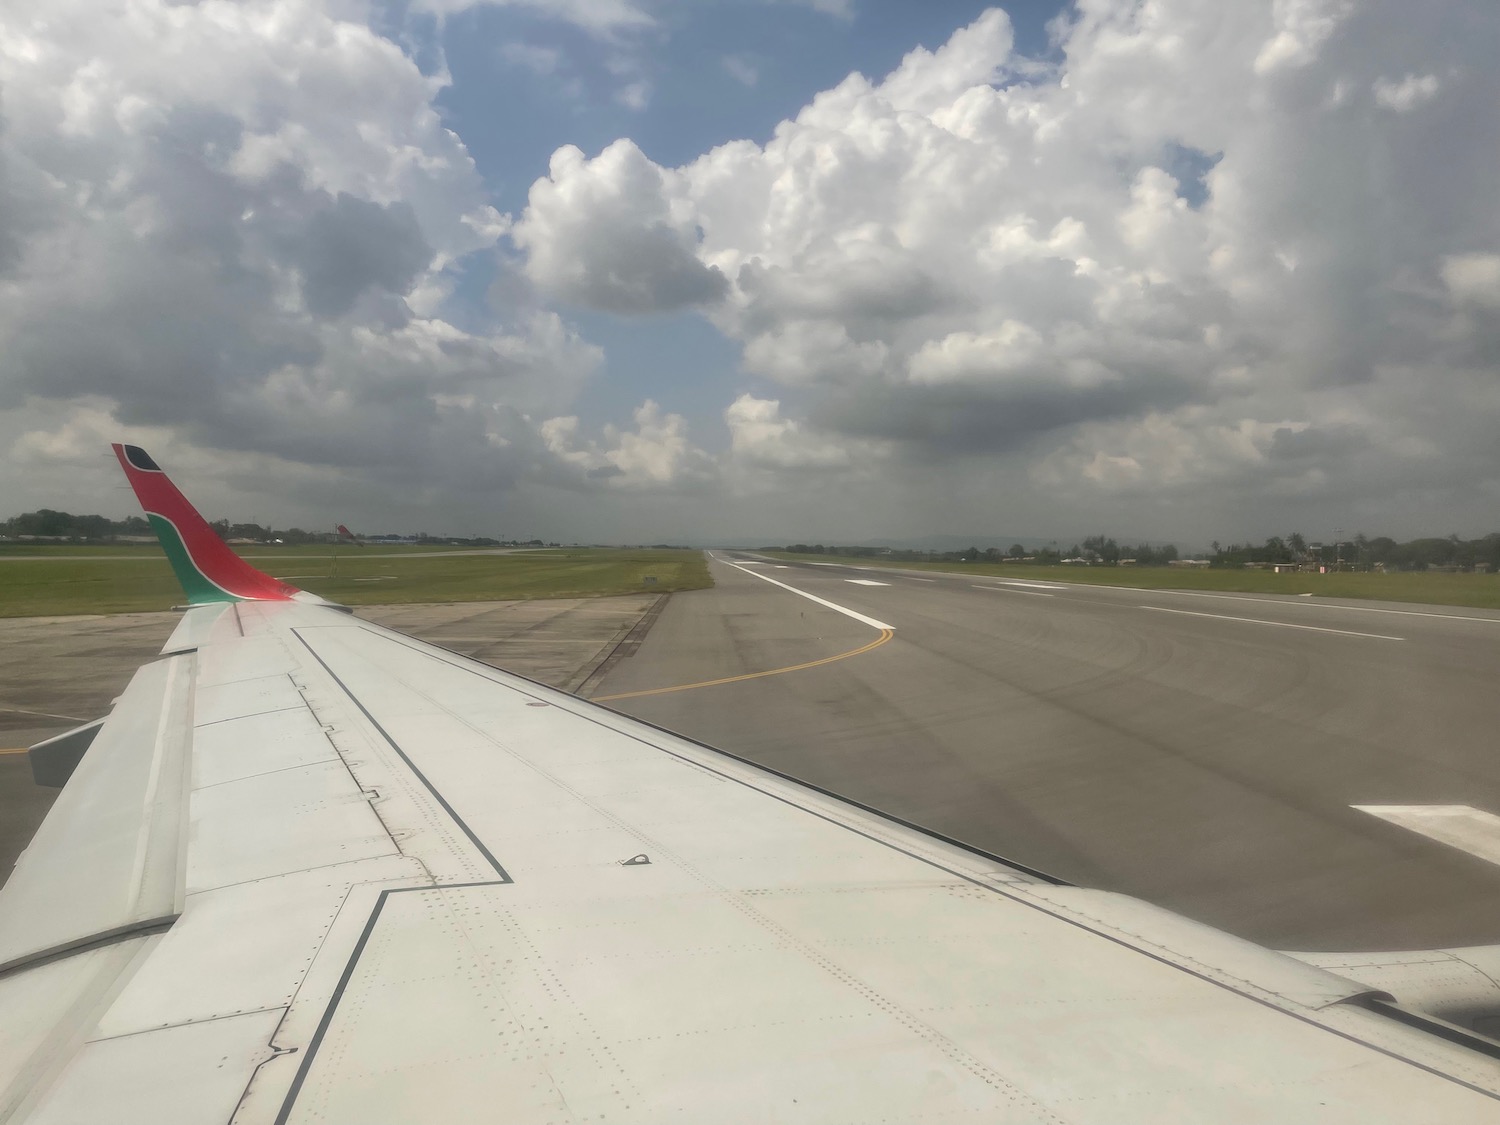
[591,553,1500,952]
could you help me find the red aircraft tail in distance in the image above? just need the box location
[336,524,364,547]
[112,443,302,605]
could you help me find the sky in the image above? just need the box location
[1,0,1498,547]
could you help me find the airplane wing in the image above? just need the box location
[3,446,1500,1123]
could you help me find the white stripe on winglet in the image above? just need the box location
[1353,805,1500,868]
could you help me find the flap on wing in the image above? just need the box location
[1025,886,1391,1010]
[160,602,241,656]
[27,719,105,788]
[0,654,195,973]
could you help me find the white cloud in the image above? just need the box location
[0,0,609,513]
[614,79,651,111]
[412,0,652,35]
[513,140,728,313]
[1253,0,1353,74]
[508,1,1500,533]
[6,1,1500,542]
[1442,254,1500,309]
[1373,72,1441,111]
[1032,411,1312,493]
[725,394,885,474]
[906,323,1046,387]
[542,401,712,488]
[723,55,759,88]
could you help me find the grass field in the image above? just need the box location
[762,552,1500,610]
[0,546,712,617]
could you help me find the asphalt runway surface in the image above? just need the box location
[591,553,1500,952]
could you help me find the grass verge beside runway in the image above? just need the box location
[760,552,1500,610]
[0,547,711,617]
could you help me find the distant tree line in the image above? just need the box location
[2,510,152,539]
[777,537,1178,565]
[1210,533,1500,572]
[781,530,1500,572]
[0,509,514,547]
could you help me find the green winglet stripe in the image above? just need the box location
[147,514,242,604]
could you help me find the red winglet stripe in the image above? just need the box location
[112,444,298,602]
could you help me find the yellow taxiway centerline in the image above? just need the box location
[593,628,895,703]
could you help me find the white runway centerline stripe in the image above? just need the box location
[1138,605,1403,640]
[717,558,895,630]
[846,579,891,586]
[1353,805,1500,868]
[997,579,1067,590]
[975,585,1053,598]
[1130,588,1500,624]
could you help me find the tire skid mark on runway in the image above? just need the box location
[592,629,895,702]
[1139,605,1404,641]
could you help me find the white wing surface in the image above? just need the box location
[3,448,1500,1122]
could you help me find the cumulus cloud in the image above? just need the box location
[513,140,728,313]
[725,394,886,474]
[6,0,1500,542]
[1032,411,1313,494]
[510,0,1500,532]
[413,0,652,34]
[1373,72,1441,111]
[1442,254,1500,309]
[0,0,617,523]
[541,401,713,488]
[1253,0,1354,74]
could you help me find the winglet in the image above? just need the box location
[112,444,299,604]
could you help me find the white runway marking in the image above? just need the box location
[904,576,936,582]
[718,558,895,630]
[997,579,1067,590]
[975,585,1053,598]
[774,565,790,568]
[1128,588,1500,624]
[846,579,891,586]
[1138,605,1403,640]
[1353,805,1500,868]
[0,706,88,722]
